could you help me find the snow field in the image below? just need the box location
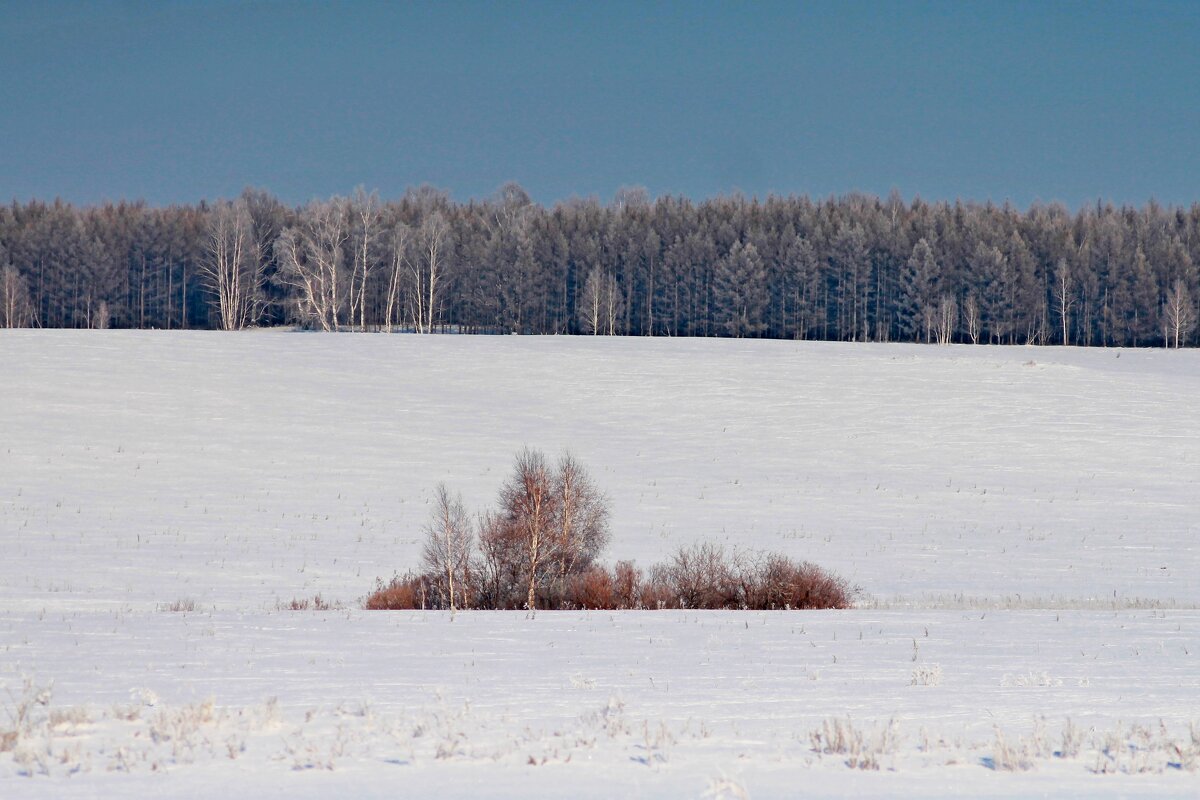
[3,609,1199,797]
[1,331,1198,795]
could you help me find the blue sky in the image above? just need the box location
[2,0,1198,208]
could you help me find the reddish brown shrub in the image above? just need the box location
[779,559,856,609]
[566,566,617,609]
[363,573,431,610]
[747,552,855,609]
[653,542,741,609]
[646,544,856,610]
[638,573,676,610]
[612,560,644,609]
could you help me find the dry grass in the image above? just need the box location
[159,598,197,613]
[278,594,339,611]
[810,716,901,770]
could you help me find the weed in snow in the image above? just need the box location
[809,716,900,770]
[910,663,943,686]
[1001,670,1062,688]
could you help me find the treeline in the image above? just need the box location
[1,184,1198,347]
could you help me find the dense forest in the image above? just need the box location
[1,184,1197,347]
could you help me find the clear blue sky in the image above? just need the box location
[2,0,1198,208]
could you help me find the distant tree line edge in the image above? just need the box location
[1,184,1197,347]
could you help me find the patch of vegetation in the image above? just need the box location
[365,449,856,611]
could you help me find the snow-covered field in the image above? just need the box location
[2,331,1198,797]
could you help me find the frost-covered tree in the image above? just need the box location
[898,238,938,342]
[714,241,767,337]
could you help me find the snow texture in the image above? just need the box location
[1,331,1198,797]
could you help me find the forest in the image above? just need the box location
[1,184,1197,347]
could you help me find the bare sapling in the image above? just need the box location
[421,483,474,611]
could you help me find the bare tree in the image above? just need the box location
[578,265,605,334]
[962,293,980,345]
[420,483,474,611]
[578,264,625,336]
[275,198,350,331]
[603,272,623,335]
[1164,278,1195,349]
[383,222,412,333]
[348,187,383,331]
[408,212,450,334]
[1053,258,1074,346]
[549,452,610,601]
[1,265,34,328]
[934,294,957,345]
[200,199,262,330]
[497,448,560,610]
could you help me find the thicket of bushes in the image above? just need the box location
[365,450,856,611]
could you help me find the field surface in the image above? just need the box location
[1,331,1198,797]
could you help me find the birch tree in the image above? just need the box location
[1,264,34,328]
[408,212,449,333]
[962,293,981,344]
[1164,279,1195,348]
[348,187,383,331]
[549,452,610,603]
[383,222,412,333]
[199,199,262,330]
[934,294,957,345]
[498,448,559,611]
[420,483,474,611]
[1053,258,1074,346]
[275,198,350,331]
[578,265,605,334]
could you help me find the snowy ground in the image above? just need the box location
[1,331,1198,796]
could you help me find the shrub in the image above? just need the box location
[365,545,855,611]
[652,542,740,609]
[612,560,644,609]
[752,553,856,610]
[565,567,616,609]
[650,545,856,610]
[560,561,655,610]
[363,573,431,610]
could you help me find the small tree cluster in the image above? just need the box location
[368,448,611,611]
[365,451,855,611]
[646,542,857,610]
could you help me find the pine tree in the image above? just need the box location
[713,241,768,337]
